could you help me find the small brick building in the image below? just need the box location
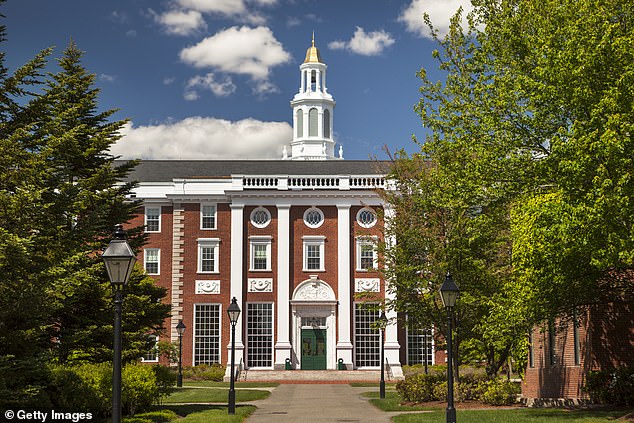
[522,301,634,402]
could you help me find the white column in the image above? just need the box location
[225,203,244,378]
[383,204,403,378]
[275,204,292,369]
[336,204,353,368]
[316,69,321,92]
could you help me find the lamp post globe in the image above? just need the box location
[439,272,459,423]
[227,297,241,415]
[176,320,186,387]
[101,224,136,423]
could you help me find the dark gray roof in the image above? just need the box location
[116,160,389,182]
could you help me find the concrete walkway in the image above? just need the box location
[245,384,393,423]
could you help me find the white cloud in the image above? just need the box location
[398,0,474,39]
[186,73,236,98]
[99,74,116,83]
[176,0,266,24]
[249,0,278,5]
[179,26,291,81]
[154,9,206,36]
[328,27,395,56]
[112,118,292,160]
[163,77,175,85]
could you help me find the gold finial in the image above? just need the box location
[304,32,322,63]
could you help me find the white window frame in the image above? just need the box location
[197,238,220,274]
[145,206,161,233]
[356,236,378,271]
[144,248,160,275]
[193,303,222,365]
[246,302,275,369]
[141,334,159,363]
[250,236,272,271]
[303,207,324,228]
[356,207,377,228]
[303,235,325,272]
[250,207,271,228]
[200,203,217,230]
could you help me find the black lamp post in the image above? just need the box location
[439,272,460,423]
[227,297,241,415]
[176,320,186,387]
[378,311,388,399]
[101,225,136,423]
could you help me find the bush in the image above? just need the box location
[152,365,177,403]
[396,370,446,402]
[122,364,159,415]
[47,365,106,414]
[478,379,519,406]
[182,363,225,381]
[584,366,634,406]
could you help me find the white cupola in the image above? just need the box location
[285,33,340,160]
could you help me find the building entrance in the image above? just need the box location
[301,328,327,370]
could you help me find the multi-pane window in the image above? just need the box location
[354,303,380,367]
[303,236,325,271]
[194,304,221,365]
[246,303,273,368]
[548,320,557,366]
[250,207,271,228]
[141,335,159,362]
[250,238,271,271]
[303,207,324,228]
[198,239,219,273]
[356,207,377,228]
[356,237,377,270]
[145,207,160,232]
[201,204,217,230]
[144,248,160,275]
[407,322,434,366]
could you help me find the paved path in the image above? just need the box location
[245,384,393,423]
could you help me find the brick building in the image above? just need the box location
[122,37,441,378]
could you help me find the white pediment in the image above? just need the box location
[292,275,336,302]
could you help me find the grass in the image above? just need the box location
[183,380,279,388]
[349,382,397,388]
[362,391,436,412]
[138,404,256,422]
[391,408,634,423]
[163,387,270,403]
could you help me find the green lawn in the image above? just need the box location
[163,387,270,403]
[349,382,397,388]
[391,408,634,423]
[363,391,436,412]
[129,404,256,423]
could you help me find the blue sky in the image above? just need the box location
[3,0,472,160]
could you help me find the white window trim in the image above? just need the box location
[303,207,325,228]
[197,238,220,274]
[145,206,161,233]
[200,203,217,230]
[141,335,160,363]
[302,235,325,272]
[192,303,222,366]
[144,248,160,275]
[250,207,272,228]
[356,236,378,271]
[356,207,377,228]
[245,302,275,369]
[249,236,272,272]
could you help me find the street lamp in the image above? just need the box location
[101,225,136,423]
[227,297,241,415]
[176,320,186,387]
[439,272,460,423]
[378,311,388,399]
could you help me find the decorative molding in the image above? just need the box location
[248,278,273,293]
[196,280,220,294]
[293,276,336,301]
[355,278,380,293]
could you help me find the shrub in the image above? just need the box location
[182,363,225,381]
[432,380,447,401]
[152,365,177,403]
[396,371,445,402]
[47,365,105,414]
[584,366,634,406]
[122,364,159,415]
[478,379,519,406]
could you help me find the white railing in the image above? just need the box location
[234,175,386,190]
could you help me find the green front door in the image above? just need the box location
[301,328,327,370]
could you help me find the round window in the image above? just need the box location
[303,207,324,228]
[250,207,271,228]
[357,208,377,228]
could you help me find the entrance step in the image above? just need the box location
[235,369,394,383]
